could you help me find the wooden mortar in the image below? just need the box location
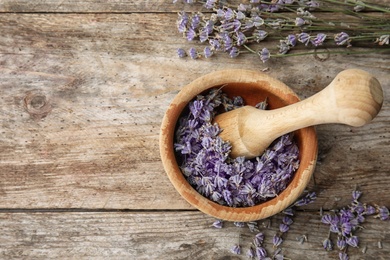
[159,69,317,222]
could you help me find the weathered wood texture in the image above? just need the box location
[1,211,389,259]
[0,0,389,259]
[0,13,389,210]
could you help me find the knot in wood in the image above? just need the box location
[24,91,52,120]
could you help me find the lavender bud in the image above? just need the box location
[203,46,213,58]
[323,238,333,251]
[234,222,245,228]
[253,30,268,42]
[256,246,267,257]
[352,190,362,201]
[204,0,217,9]
[278,40,290,54]
[236,31,247,46]
[311,33,327,46]
[282,216,294,225]
[247,247,255,258]
[297,32,311,45]
[189,47,198,59]
[282,207,294,216]
[346,236,359,248]
[230,244,241,255]
[295,17,305,26]
[236,11,246,20]
[212,219,223,229]
[287,34,297,46]
[273,235,283,247]
[190,13,201,29]
[337,237,347,250]
[177,48,187,58]
[254,232,264,246]
[186,27,196,41]
[279,223,290,233]
[339,252,349,260]
[321,214,333,225]
[377,206,389,221]
[177,12,189,33]
[365,205,376,215]
[259,48,270,63]
[225,8,235,21]
[334,32,351,46]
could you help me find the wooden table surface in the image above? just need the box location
[0,1,389,259]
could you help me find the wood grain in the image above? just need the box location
[0,211,389,259]
[0,13,389,210]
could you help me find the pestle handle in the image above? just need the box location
[215,69,383,158]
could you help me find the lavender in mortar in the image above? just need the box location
[174,88,300,207]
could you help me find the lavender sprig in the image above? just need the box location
[174,0,390,62]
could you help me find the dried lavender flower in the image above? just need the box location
[203,46,213,58]
[212,219,223,229]
[346,236,359,248]
[189,47,198,59]
[279,223,290,233]
[177,48,187,58]
[259,48,270,63]
[297,32,311,45]
[377,206,389,221]
[273,235,283,247]
[282,216,293,226]
[339,252,349,260]
[231,244,241,255]
[323,238,333,251]
[311,33,327,46]
[334,32,351,46]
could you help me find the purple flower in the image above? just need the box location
[236,11,246,20]
[236,31,247,46]
[189,47,198,59]
[323,238,333,251]
[295,17,305,26]
[294,192,316,207]
[253,30,268,42]
[282,207,294,216]
[337,237,346,250]
[341,221,352,236]
[247,248,255,258]
[203,46,213,58]
[286,34,297,47]
[279,223,290,233]
[204,0,216,9]
[177,12,188,33]
[278,40,290,54]
[273,235,283,247]
[259,48,270,63]
[225,8,235,20]
[321,214,333,225]
[212,219,223,229]
[255,246,267,257]
[346,235,359,247]
[378,206,389,221]
[231,244,241,255]
[311,33,327,46]
[186,27,196,41]
[282,216,293,225]
[334,32,350,46]
[177,48,186,58]
[228,47,239,58]
[339,252,349,260]
[365,205,376,215]
[253,232,264,245]
[352,190,362,201]
[297,32,311,45]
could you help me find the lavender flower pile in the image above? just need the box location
[212,191,317,259]
[174,0,390,62]
[321,190,389,260]
[174,88,300,207]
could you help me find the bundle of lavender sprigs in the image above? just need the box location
[174,0,390,62]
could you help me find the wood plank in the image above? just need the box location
[0,0,388,13]
[0,13,389,210]
[0,211,389,259]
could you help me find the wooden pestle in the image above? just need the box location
[213,69,384,159]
